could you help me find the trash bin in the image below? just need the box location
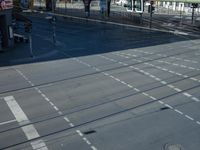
[0,30,2,51]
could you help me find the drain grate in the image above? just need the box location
[164,143,183,150]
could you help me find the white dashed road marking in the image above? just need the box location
[113,53,200,103]
[93,54,200,126]
[15,69,98,150]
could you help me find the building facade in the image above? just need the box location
[158,0,200,14]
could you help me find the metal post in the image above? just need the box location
[168,5,169,14]
[29,34,33,57]
[140,13,143,24]
[191,6,195,24]
[52,0,54,13]
[149,4,152,28]
[180,4,182,26]
[65,0,67,14]
[52,17,56,46]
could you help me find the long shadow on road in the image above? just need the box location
[0,14,199,67]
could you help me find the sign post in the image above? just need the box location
[25,22,33,57]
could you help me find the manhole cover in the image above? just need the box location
[164,144,183,150]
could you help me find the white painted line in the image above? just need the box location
[83,137,91,145]
[134,88,140,92]
[53,106,59,111]
[169,70,175,74]
[173,63,179,66]
[76,130,83,137]
[167,85,175,88]
[69,123,74,127]
[127,84,133,88]
[161,81,167,84]
[120,81,127,85]
[58,111,63,115]
[197,121,200,125]
[158,100,164,104]
[180,65,186,68]
[45,97,50,102]
[164,104,173,109]
[4,96,48,150]
[49,102,54,106]
[150,96,157,100]
[192,97,200,102]
[174,109,183,115]
[103,72,109,76]
[150,75,156,78]
[174,88,182,92]
[155,78,161,81]
[190,78,198,81]
[22,125,40,140]
[115,78,120,82]
[176,73,182,76]
[41,94,46,98]
[31,140,48,150]
[142,92,149,97]
[183,93,192,97]
[91,146,98,150]
[64,117,70,122]
[188,67,195,70]
[4,96,30,125]
[0,119,16,126]
[185,115,194,121]
[37,90,42,94]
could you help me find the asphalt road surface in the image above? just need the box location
[0,15,200,150]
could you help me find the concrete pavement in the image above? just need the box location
[0,15,200,150]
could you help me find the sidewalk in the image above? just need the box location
[33,2,200,35]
